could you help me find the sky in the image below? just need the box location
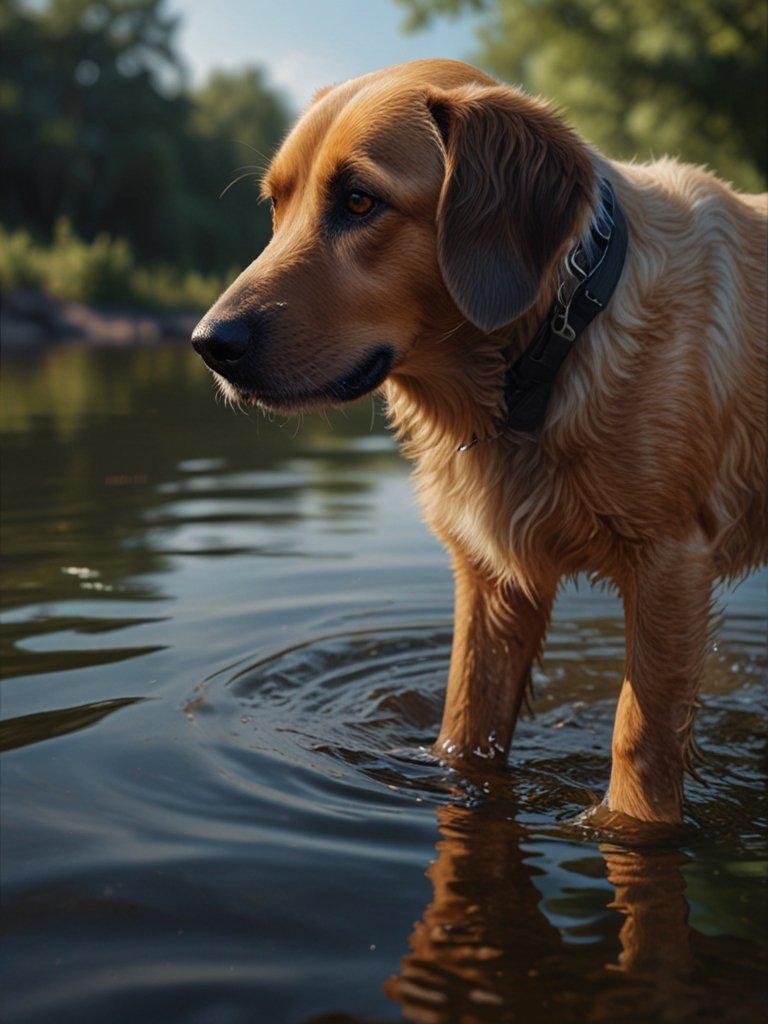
[170,0,486,110]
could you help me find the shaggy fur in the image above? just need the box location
[192,60,768,824]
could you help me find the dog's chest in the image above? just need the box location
[413,445,577,579]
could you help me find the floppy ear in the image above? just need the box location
[427,84,595,333]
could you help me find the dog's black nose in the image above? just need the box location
[192,315,252,369]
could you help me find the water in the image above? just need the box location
[1,342,766,1024]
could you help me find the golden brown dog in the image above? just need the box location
[192,60,767,824]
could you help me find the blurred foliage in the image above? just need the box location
[396,0,767,191]
[0,218,230,308]
[0,0,292,303]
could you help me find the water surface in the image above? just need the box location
[1,342,766,1023]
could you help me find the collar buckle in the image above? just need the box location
[503,176,628,435]
[551,310,576,343]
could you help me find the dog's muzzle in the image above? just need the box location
[192,308,395,410]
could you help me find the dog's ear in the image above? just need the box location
[427,85,595,333]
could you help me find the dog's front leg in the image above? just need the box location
[435,552,555,761]
[607,528,714,823]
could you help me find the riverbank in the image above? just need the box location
[1,289,200,349]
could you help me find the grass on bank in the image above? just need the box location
[0,219,233,311]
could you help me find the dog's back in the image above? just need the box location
[605,160,767,579]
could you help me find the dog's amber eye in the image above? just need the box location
[345,191,376,217]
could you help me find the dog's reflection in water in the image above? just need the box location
[384,802,697,1024]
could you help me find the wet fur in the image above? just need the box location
[193,60,768,824]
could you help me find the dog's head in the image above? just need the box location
[192,59,594,412]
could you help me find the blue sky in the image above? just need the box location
[171,0,485,109]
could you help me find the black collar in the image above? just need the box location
[459,178,628,450]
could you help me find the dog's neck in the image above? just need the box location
[385,178,628,460]
[460,177,628,450]
[385,320,508,458]
[501,178,628,433]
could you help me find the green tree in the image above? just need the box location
[397,0,766,191]
[0,0,290,279]
[0,0,190,260]
[185,68,291,272]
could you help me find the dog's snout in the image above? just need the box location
[192,315,253,369]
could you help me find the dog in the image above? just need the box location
[192,60,767,824]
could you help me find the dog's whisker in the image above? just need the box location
[219,169,265,199]
[234,141,275,164]
[427,317,468,347]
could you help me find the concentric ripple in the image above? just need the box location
[185,625,485,808]
[184,605,768,837]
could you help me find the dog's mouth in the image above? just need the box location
[212,344,396,412]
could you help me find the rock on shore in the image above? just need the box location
[1,289,200,348]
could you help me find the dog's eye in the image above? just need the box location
[345,191,376,217]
